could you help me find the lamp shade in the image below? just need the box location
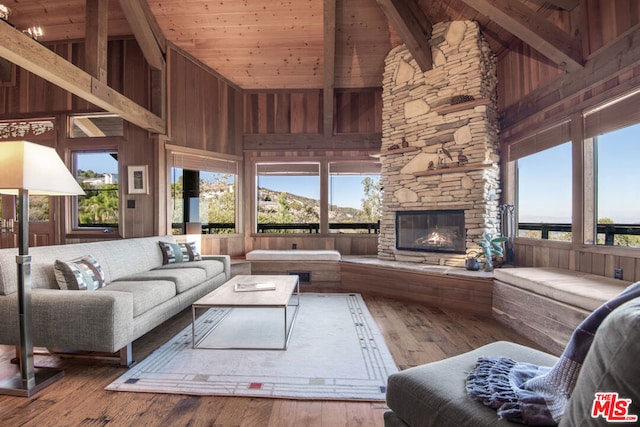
[0,140,85,196]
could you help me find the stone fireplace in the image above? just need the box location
[378,21,500,267]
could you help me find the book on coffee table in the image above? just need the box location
[234,282,276,292]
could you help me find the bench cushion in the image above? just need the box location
[246,249,341,261]
[494,267,629,311]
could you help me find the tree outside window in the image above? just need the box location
[72,151,119,229]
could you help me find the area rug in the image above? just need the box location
[105,293,398,401]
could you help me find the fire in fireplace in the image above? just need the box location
[395,210,465,253]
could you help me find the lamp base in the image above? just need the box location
[0,367,64,397]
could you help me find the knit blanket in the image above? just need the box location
[466,281,640,425]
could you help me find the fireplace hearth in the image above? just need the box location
[395,210,465,254]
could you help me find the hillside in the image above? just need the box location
[257,187,370,223]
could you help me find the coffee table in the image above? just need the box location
[191,275,300,350]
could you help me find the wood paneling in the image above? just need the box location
[340,260,494,315]
[0,39,146,115]
[202,235,245,258]
[498,0,640,112]
[493,280,588,355]
[244,89,382,136]
[514,238,640,282]
[167,46,243,156]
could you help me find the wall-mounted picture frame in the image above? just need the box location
[128,165,148,194]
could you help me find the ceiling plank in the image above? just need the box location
[376,0,433,72]
[118,0,165,70]
[323,0,336,137]
[546,0,579,11]
[460,0,582,72]
[84,0,109,82]
[0,20,165,133]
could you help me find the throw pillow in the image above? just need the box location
[183,241,202,261]
[159,241,187,264]
[54,255,105,291]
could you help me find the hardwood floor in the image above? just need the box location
[0,294,542,427]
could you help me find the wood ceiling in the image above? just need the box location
[1,0,579,90]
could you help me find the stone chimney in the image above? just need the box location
[378,21,500,267]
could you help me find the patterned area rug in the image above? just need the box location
[106,293,398,400]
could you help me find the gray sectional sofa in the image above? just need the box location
[0,236,230,366]
[384,296,640,426]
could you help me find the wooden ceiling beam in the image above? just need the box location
[323,0,336,137]
[376,0,432,72]
[118,0,165,70]
[84,0,109,82]
[460,0,582,72]
[74,117,107,137]
[0,20,165,133]
[501,26,640,130]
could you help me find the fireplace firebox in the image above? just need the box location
[395,210,465,253]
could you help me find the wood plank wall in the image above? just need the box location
[497,0,640,111]
[0,39,159,242]
[243,88,382,135]
[498,1,640,281]
[167,45,244,157]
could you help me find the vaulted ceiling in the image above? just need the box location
[2,0,581,90]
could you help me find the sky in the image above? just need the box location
[77,152,118,174]
[518,123,640,224]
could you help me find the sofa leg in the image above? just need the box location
[119,343,135,368]
[38,346,136,368]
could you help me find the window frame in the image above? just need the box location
[506,88,640,250]
[167,145,241,236]
[250,156,381,236]
[68,145,121,235]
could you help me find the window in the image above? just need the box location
[170,151,238,234]
[72,151,119,229]
[69,114,124,138]
[329,161,381,233]
[256,163,320,233]
[595,123,640,247]
[517,142,572,240]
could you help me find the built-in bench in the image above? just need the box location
[493,267,631,355]
[245,250,342,289]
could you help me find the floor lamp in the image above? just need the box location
[0,140,85,397]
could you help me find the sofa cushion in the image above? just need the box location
[153,260,224,279]
[113,268,207,294]
[159,241,187,264]
[182,242,201,261]
[559,298,640,427]
[494,267,628,311]
[98,280,176,317]
[54,255,105,291]
[385,341,557,427]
